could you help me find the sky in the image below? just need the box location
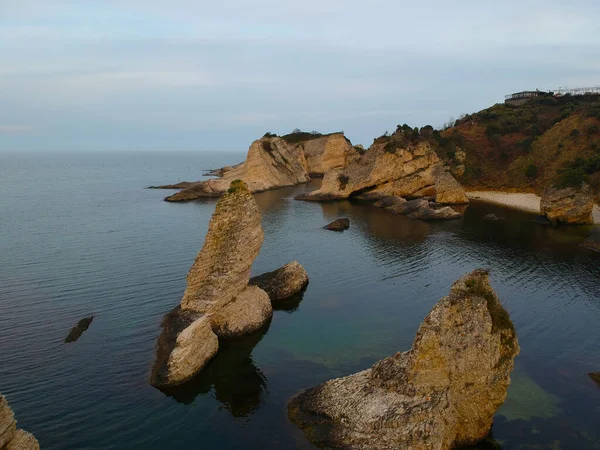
[1,1,600,152]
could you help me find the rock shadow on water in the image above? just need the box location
[158,324,271,418]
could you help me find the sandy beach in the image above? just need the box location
[466,191,600,224]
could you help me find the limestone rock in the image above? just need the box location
[297,140,442,202]
[582,230,600,252]
[301,133,359,176]
[374,196,407,209]
[435,171,469,204]
[324,218,350,231]
[64,316,93,343]
[289,269,519,450]
[164,136,311,202]
[210,285,272,339]
[151,308,219,387]
[250,261,309,301]
[180,180,264,314]
[408,204,462,220]
[540,184,594,225]
[387,198,429,215]
[0,396,39,450]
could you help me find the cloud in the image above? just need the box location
[0,125,33,133]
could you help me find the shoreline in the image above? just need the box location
[466,191,600,224]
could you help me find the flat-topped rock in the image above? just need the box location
[289,269,519,450]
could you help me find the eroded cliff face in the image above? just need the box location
[164,136,311,202]
[300,133,360,176]
[0,395,39,450]
[296,139,467,205]
[540,183,594,225]
[289,269,519,450]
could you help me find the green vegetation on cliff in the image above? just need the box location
[439,94,600,198]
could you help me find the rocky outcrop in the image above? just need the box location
[540,184,594,225]
[435,171,469,205]
[152,180,306,387]
[297,139,442,202]
[163,136,311,202]
[407,203,462,220]
[289,269,519,450]
[324,218,350,231]
[64,316,93,343]
[250,261,309,301]
[0,395,39,450]
[375,197,462,220]
[300,133,359,176]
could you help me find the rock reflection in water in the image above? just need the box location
[158,324,270,417]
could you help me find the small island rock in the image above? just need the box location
[540,183,594,225]
[324,218,350,231]
[250,261,309,301]
[289,269,519,450]
[64,316,93,343]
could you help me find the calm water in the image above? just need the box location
[1,151,599,450]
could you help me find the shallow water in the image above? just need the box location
[1,151,599,449]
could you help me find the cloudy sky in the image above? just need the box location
[1,1,599,151]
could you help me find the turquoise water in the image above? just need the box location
[1,151,599,449]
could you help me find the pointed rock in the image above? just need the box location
[289,269,519,450]
[180,180,264,314]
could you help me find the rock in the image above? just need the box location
[452,165,466,177]
[151,308,219,387]
[148,181,197,189]
[483,214,505,221]
[324,218,350,231]
[0,395,39,450]
[289,269,519,450]
[250,261,309,301]
[297,139,442,202]
[209,286,272,339]
[534,215,552,225]
[408,204,462,220]
[540,184,594,225]
[64,316,93,343]
[387,198,429,215]
[164,136,311,202]
[152,180,279,387]
[435,171,469,205]
[582,230,600,252]
[374,196,407,208]
[589,372,600,387]
[180,180,264,314]
[300,133,360,176]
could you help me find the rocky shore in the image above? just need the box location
[0,395,39,450]
[289,269,519,450]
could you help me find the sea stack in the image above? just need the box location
[151,180,308,387]
[0,395,39,450]
[289,269,519,450]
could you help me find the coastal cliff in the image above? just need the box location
[0,395,39,450]
[289,269,519,450]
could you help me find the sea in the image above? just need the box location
[1,150,599,449]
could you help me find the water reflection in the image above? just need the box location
[159,324,270,417]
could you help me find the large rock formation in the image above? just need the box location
[296,135,466,206]
[154,132,359,202]
[375,197,462,221]
[0,395,39,450]
[249,261,309,301]
[540,183,594,225]
[300,133,360,176]
[289,269,519,450]
[152,180,309,387]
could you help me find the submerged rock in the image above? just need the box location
[483,214,504,221]
[64,316,93,343]
[324,218,350,231]
[289,269,519,450]
[250,261,309,301]
[408,204,462,220]
[589,372,600,387]
[540,184,594,225]
[435,171,469,205]
[582,230,600,252]
[0,395,39,450]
